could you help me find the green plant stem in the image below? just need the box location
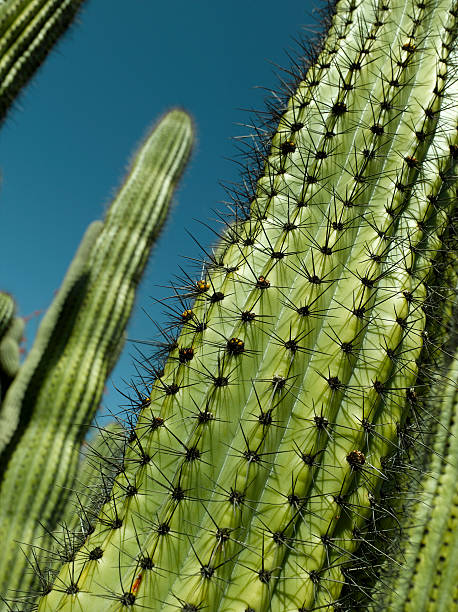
[0,109,193,606]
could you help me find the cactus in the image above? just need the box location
[11,0,452,610]
[0,0,457,610]
[0,108,193,605]
[0,292,23,401]
[0,314,24,397]
[62,422,127,536]
[0,0,87,122]
[367,345,458,611]
[0,294,15,338]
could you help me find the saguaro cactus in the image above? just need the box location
[372,346,458,611]
[0,292,23,401]
[0,109,193,605]
[23,0,456,610]
[0,0,86,122]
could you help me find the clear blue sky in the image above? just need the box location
[0,0,318,424]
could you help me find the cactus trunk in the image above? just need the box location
[0,110,193,607]
[27,0,458,610]
[0,0,87,122]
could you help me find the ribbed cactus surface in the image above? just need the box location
[0,109,193,607]
[0,0,86,121]
[0,292,23,400]
[371,347,458,612]
[32,0,457,610]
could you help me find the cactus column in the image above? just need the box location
[0,109,193,607]
[33,0,458,610]
[0,292,23,401]
[0,0,87,122]
[370,345,458,612]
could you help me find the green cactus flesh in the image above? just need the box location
[0,293,15,338]
[0,292,23,401]
[0,109,193,606]
[61,422,127,536]
[0,0,86,122]
[34,0,457,610]
[0,317,24,377]
[0,291,20,405]
[369,346,458,612]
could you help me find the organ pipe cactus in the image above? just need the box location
[18,0,456,610]
[0,108,193,605]
[0,0,86,122]
[0,292,23,401]
[371,346,458,611]
[1,0,458,611]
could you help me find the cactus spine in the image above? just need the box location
[0,109,193,606]
[0,0,87,122]
[26,0,457,610]
[366,343,458,612]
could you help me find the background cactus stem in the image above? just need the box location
[0,0,87,123]
[0,109,193,607]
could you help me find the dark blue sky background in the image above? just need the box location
[0,0,320,424]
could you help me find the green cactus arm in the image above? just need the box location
[34,0,457,611]
[0,316,25,377]
[0,0,87,122]
[0,220,103,455]
[0,109,193,606]
[180,1,458,605]
[0,292,21,400]
[0,293,15,337]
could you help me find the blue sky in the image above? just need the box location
[0,0,318,424]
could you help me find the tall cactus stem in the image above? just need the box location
[0,292,20,401]
[370,344,458,612]
[0,109,193,605]
[0,0,87,122]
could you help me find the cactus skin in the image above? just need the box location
[372,346,458,612]
[29,0,458,611]
[0,292,23,401]
[0,293,16,389]
[0,318,24,381]
[0,110,193,607]
[62,422,127,536]
[0,294,15,337]
[0,0,87,122]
